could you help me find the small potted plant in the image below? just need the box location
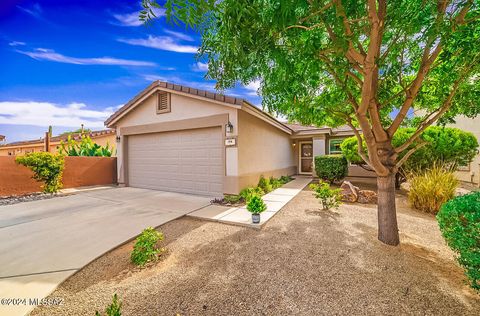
[247,194,267,224]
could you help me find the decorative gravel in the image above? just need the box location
[0,193,66,206]
[32,187,480,316]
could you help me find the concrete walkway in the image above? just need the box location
[0,187,211,316]
[189,176,311,227]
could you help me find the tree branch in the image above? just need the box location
[346,119,374,170]
[396,140,428,168]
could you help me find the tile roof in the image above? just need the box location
[0,129,115,148]
[105,81,244,126]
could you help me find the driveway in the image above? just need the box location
[0,187,211,316]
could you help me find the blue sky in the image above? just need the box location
[0,0,261,142]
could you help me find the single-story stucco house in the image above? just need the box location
[105,81,374,197]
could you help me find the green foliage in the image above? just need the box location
[279,175,293,184]
[223,194,242,204]
[60,128,92,136]
[144,0,480,131]
[58,135,113,157]
[239,186,265,203]
[314,155,348,183]
[341,126,479,173]
[407,165,458,214]
[246,195,267,214]
[95,294,122,316]
[257,175,273,193]
[309,182,342,210]
[437,192,480,291]
[130,227,164,266]
[15,152,65,193]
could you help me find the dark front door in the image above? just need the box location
[300,142,313,174]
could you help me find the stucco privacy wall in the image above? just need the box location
[232,110,296,192]
[0,157,117,197]
[114,91,238,185]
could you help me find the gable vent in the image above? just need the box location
[157,92,171,114]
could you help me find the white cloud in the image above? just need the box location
[112,7,165,27]
[17,48,156,66]
[0,101,114,128]
[8,41,26,46]
[191,62,209,72]
[118,35,198,53]
[244,80,261,96]
[164,30,194,42]
[17,3,42,19]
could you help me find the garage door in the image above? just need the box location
[128,127,224,197]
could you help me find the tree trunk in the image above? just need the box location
[377,173,400,246]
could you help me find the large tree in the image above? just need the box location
[142,0,480,245]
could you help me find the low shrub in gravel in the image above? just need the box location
[310,181,342,210]
[95,293,122,316]
[130,227,164,266]
[408,165,458,214]
[437,192,480,291]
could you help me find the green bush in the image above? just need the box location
[239,186,265,203]
[258,175,273,193]
[437,192,480,291]
[15,152,65,193]
[314,155,348,183]
[246,195,267,214]
[407,165,458,214]
[223,194,242,204]
[270,176,283,190]
[58,134,114,157]
[309,182,342,210]
[279,175,293,184]
[130,227,164,266]
[95,294,122,316]
[341,126,479,173]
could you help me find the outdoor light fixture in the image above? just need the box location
[225,121,234,134]
[116,136,121,143]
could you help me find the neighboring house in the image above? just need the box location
[105,81,374,197]
[0,129,116,156]
[447,115,480,185]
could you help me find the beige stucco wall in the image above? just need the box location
[113,91,239,187]
[447,115,480,184]
[233,110,296,192]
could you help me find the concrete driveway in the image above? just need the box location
[0,187,211,316]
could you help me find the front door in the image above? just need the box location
[299,142,313,174]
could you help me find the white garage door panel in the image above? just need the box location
[128,127,224,197]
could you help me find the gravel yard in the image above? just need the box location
[32,186,480,316]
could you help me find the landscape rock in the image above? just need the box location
[340,181,359,202]
[357,190,378,204]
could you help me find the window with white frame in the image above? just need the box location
[329,139,344,154]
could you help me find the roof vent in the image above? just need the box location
[157,92,171,114]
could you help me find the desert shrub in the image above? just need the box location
[309,182,342,210]
[407,165,458,214]
[437,192,480,291]
[246,195,267,214]
[15,152,65,193]
[314,155,348,183]
[58,134,114,157]
[279,175,293,183]
[270,176,283,189]
[95,294,122,316]
[130,227,164,266]
[223,194,242,204]
[258,175,273,193]
[239,186,265,203]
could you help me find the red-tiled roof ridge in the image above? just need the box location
[105,81,244,126]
